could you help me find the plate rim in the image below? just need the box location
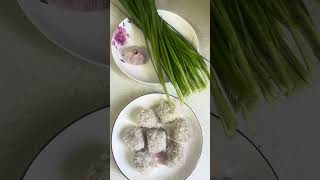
[20,105,109,180]
[211,114,279,179]
[111,9,200,85]
[111,92,203,180]
[16,0,108,68]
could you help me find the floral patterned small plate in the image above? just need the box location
[111,10,199,84]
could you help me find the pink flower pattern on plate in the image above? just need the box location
[112,26,129,49]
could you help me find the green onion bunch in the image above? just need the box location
[211,0,320,136]
[116,0,210,102]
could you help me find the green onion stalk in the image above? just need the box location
[115,0,210,103]
[211,0,320,136]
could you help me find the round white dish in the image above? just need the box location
[212,118,278,180]
[17,0,108,66]
[22,107,109,180]
[111,93,202,180]
[111,10,199,84]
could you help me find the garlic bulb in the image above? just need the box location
[120,46,149,65]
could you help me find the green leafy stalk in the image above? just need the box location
[211,0,319,135]
[116,0,210,103]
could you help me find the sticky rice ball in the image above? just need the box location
[146,128,167,153]
[133,149,156,171]
[137,109,159,128]
[86,152,109,180]
[154,100,179,123]
[173,118,192,143]
[166,142,184,167]
[122,127,145,151]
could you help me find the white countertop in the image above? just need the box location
[109,0,210,179]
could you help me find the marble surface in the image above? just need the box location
[110,0,210,179]
[0,1,108,180]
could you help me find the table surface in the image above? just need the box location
[109,0,210,179]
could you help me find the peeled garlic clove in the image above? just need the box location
[120,46,149,65]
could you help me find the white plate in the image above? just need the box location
[111,10,199,84]
[212,118,278,180]
[111,93,202,180]
[17,0,108,66]
[22,107,109,180]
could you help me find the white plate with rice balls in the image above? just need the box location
[22,107,109,180]
[111,93,203,180]
[111,10,199,84]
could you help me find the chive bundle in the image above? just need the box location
[116,0,210,102]
[211,0,320,136]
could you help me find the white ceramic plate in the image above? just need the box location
[22,107,109,180]
[17,0,108,66]
[211,118,278,180]
[111,10,199,84]
[112,93,202,180]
